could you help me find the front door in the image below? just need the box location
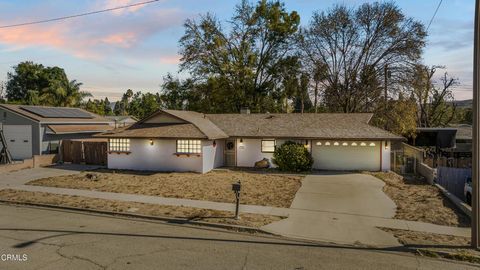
[224,139,236,167]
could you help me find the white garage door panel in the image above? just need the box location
[313,141,380,171]
[3,125,32,160]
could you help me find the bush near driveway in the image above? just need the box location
[273,141,313,172]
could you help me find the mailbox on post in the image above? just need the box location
[232,181,241,192]
[232,181,241,219]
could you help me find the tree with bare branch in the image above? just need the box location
[298,2,426,113]
[411,65,458,127]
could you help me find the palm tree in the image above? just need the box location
[40,79,91,107]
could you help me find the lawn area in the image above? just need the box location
[367,171,470,227]
[27,169,303,208]
[0,189,282,228]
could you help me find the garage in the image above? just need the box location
[312,140,382,171]
[2,125,32,160]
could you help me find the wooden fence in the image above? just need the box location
[62,139,107,165]
[437,166,471,200]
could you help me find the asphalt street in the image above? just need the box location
[0,203,477,270]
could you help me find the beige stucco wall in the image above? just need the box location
[236,138,311,168]
[108,139,203,172]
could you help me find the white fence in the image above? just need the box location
[417,162,436,184]
[436,166,471,200]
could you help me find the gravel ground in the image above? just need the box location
[28,169,303,208]
[367,171,470,227]
[0,189,283,228]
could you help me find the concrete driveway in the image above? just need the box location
[262,173,400,247]
[290,173,396,218]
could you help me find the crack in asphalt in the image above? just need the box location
[55,245,106,270]
[242,246,250,270]
[105,247,170,269]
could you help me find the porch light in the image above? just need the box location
[213,140,217,147]
[305,140,309,145]
[240,138,243,143]
[342,142,348,146]
[351,142,357,146]
[384,141,390,150]
[325,142,330,146]
[149,139,154,145]
[316,142,322,146]
[333,142,339,146]
[360,142,367,146]
[369,142,376,147]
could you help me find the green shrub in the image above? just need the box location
[272,141,313,172]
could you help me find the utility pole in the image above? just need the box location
[384,64,388,110]
[472,0,480,249]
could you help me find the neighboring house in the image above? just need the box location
[105,115,138,128]
[98,109,403,173]
[0,104,113,160]
[410,125,472,168]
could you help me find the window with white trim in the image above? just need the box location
[109,138,130,152]
[176,140,202,154]
[261,139,276,153]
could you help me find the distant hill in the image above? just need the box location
[452,99,472,109]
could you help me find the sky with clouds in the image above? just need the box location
[0,0,475,101]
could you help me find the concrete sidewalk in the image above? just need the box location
[0,166,471,247]
[3,183,470,240]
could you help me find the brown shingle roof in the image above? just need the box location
[99,110,403,141]
[206,113,403,140]
[98,123,208,139]
[139,109,228,139]
[0,104,112,124]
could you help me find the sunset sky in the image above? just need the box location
[0,0,475,101]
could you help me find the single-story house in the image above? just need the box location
[105,115,138,128]
[98,109,403,173]
[0,104,114,160]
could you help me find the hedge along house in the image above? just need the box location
[98,109,403,173]
[0,104,113,160]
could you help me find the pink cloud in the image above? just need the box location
[0,7,186,61]
[159,54,181,64]
[102,32,137,48]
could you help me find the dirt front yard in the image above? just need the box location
[28,169,303,208]
[0,189,282,228]
[367,171,470,227]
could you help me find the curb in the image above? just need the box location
[416,248,480,264]
[434,183,472,218]
[0,199,273,235]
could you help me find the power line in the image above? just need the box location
[427,0,443,31]
[0,0,160,29]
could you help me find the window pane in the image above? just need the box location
[109,138,130,152]
[261,140,275,152]
[177,140,202,153]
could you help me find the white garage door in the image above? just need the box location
[3,125,32,160]
[312,141,380,171]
